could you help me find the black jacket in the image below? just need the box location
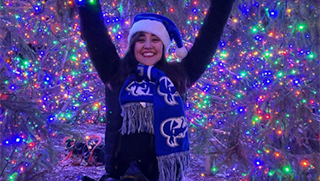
[78,0,235,179]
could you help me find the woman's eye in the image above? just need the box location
[137,38,145,42]
[152,38,160,42]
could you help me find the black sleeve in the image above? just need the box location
[77,0,121,84]
[181,0,235,87]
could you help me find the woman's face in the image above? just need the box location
[134,32,163,66]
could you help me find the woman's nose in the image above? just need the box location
[144,39,153,48]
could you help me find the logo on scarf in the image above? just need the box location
[126,81,154,96]
[157,77,180,106]
[160,117,188,147]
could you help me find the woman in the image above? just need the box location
[77,0,235,180]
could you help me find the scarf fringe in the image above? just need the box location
[157,151,190,181]
[121,102,154,134]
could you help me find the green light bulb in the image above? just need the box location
[283,166,291,173]
[308,53,315,59]
[251,26,258,33]
[277,71,284,78]
[211,167,217,172]
[297,23,307,31]
[268,170,275,176]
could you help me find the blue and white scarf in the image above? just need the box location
[119,64,190,181]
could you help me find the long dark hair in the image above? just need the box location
[115,32,187,94]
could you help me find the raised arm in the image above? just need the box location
[77,0,121,83]
[181,0,235,87]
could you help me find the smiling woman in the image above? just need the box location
[76,0,235,180]
[134,32,163,66]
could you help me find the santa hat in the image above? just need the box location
[128,13,188,59]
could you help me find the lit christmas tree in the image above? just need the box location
[186,0,320,180]
[0,0,319,180]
